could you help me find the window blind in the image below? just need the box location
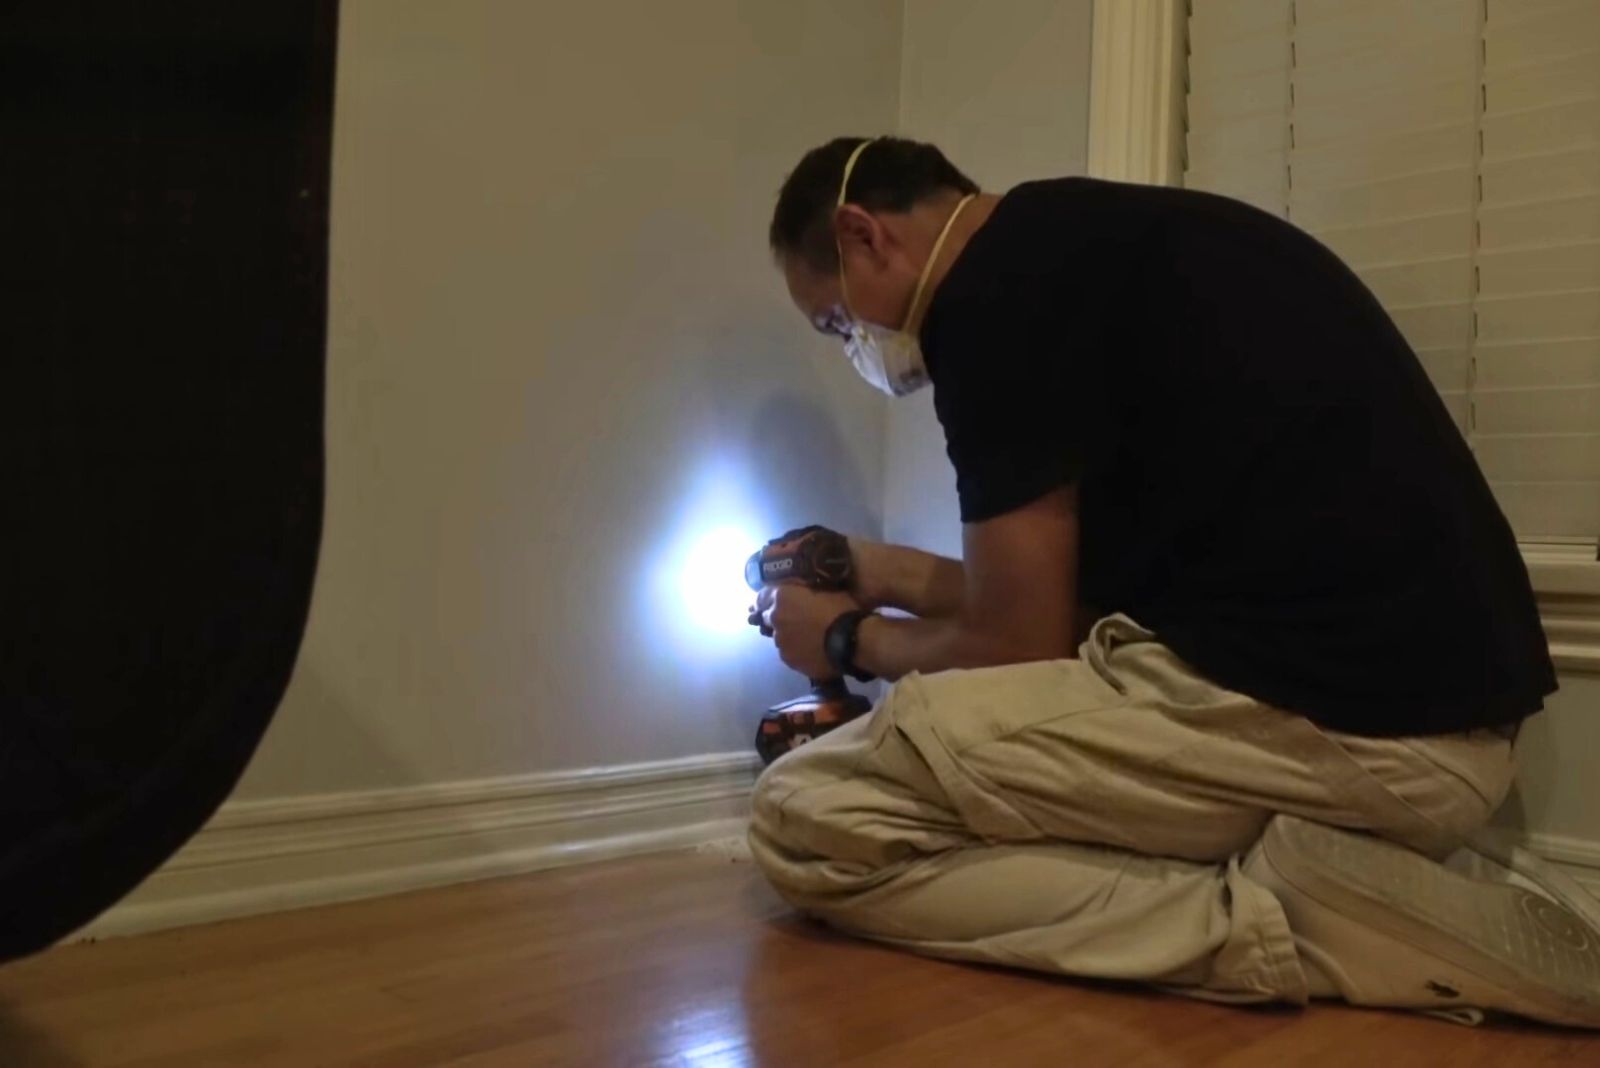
[1184,0,1600,540]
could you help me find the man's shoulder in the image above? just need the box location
[986,176,1140,233]
[1000,175,1204,214]
[1001,177,1306,244]
[933,176,1167,317]
[975,176,1199,266]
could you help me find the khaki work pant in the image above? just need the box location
[748,615,1516,1003]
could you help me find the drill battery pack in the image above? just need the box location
[754,681,873,766]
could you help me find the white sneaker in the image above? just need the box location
[1244,815,1600,1028]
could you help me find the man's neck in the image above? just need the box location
[907,192,1003,334]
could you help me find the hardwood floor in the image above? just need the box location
[2,848,1597,1067]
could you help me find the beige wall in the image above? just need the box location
[1501,676,1600,853]
[886,0,1095,556]
[237,0,901,797]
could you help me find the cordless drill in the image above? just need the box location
[745,526,873,766]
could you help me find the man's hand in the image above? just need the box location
[758,585,863,679]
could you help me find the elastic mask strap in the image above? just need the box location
[835,138,880,320]
[904,193,975,332]
[837,138,879,208]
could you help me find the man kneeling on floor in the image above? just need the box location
[747,136,1600,1028]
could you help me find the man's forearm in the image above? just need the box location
[853,613,1071,682]
[852,540,966,618]
[841,485,1082,681]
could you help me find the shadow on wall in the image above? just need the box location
[236,661,418,799]
[188,659,567,871]
[637,297,888,751]
[743,392,882,540]
[705,391,883,734]
[694,301,883,546]
[1491,711,1557,837]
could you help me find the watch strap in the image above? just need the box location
[823,609,877,683]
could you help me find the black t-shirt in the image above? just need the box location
[921,177,1556,737]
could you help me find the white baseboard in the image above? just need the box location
[71,748,1600,943]
[76,751,762,941]
[1523,831,1600,898]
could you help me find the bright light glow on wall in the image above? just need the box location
[677,524,760,637]
[651,459,770,655]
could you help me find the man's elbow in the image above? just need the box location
[958,617,1076,667]
[1004,632,1079,664]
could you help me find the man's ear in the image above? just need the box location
[833,204,886,265]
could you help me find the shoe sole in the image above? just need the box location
[1262,816,1600,1027]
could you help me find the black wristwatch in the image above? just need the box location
[823,609,877,683]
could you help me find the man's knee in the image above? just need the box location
[746,744,864,907]
[748,718,861,853]
[748,759,791,846]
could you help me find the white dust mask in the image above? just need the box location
[835,138,975,397]
[842,320,929,397]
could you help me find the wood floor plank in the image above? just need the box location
[1,849,1596,1066]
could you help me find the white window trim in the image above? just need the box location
[1086,0,1600,673]
[1086,0,1187,188]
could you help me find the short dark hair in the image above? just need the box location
[768,136,979,273]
